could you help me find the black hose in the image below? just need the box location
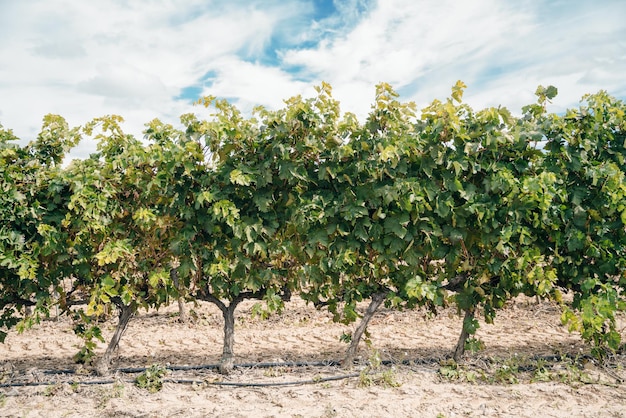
[0,379,130,388]
[165,373,361,388]
[41,359,344,376]
[0,358,379,390]
[233,360,342,369]
[4,353,604,390]
[0,372,363,390]
[42,369,76,375]
[38,354,591,377]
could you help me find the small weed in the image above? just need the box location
[264,367,285,378]
[531,359,552,383]
[527,355,593,386]
[358,349,401,388]
[438,360,478,383]
[135,364,168,393]
[379,368,401,388]
[112,381,124,397]
[554,359,592,386]
[494,363,519,384]
[438,353,605,386]
[96,381,125,409]
[44,384,62,397]
[358,370,373,387]
[0,393,6,408]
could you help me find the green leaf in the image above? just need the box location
[354,223,369,242]
[463,313,479,335]
[451,80,467,103]
[229,169,253,186]
[385,217,408,239]
[102,276,116,288]
[149,271,169,288]
[545,86,558,100]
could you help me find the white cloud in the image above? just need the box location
[0,0,305,155]
[77,64,170,100]
[281,0,537,117]
[282,0,626,117]
[201,57,313,111]
[1,0,625,160]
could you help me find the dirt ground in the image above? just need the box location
[1,296,625,418]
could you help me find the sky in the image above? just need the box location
[1,0,625,159]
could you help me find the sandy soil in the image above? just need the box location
[1,296,624,417]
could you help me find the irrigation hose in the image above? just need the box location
[114,359,343,374]
[0,358,400,390]
[0,379,122,388]
[37,353,595,376]
[0,372,364,390]
[165,373,362,388]
[39,357,433,376]
[2,353,617,390]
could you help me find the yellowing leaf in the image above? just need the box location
[229,169,253,186]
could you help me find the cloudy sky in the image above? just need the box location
[1,0,625,159]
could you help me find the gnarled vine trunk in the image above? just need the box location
[95,299,135,376]
[220,302,238,374]
[453,308,474,362]
[343,292,386,367]
[198,286,290,374]
[203,294,245,375]
[170,268,187,323]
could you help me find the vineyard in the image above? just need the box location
[1,82,626,415]
[0,296,624,417]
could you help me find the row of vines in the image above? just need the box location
[1,82,625,375]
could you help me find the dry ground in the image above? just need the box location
[1,296,625,417]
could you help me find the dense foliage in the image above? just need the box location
[1,116,79,342]
[1,82,625,373]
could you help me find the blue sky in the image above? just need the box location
[1,0,625,159]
